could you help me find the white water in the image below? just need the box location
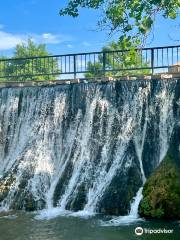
[101,187,144,226]
[0,80,177,223]
[102,81,176,226]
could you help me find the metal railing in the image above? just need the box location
[0,45,180,81]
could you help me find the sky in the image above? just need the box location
[0,0,180,57]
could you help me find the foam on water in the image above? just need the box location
[0,214,17,220]
[35,208,72,220]
[35,208,95,220]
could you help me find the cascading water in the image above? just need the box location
[0,79,177,223]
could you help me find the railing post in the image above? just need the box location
[73,55,76,79]
[103,52,106,77]
[151,48,154,75]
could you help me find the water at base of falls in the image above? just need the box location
[35,187,144,225]
[0,79,178,222]
[35,208,96,220]
[1,212,180,240]
[36,187,143,225]
[101,187,144,226]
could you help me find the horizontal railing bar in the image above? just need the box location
[0,66,173,78]
[0,45,180,62]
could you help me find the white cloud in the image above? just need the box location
[0,31,26,50]
[0,29,72,51]
[40,33,66,44]
[82,41,91,47]
[67,44,73,48]
[33,32,72,45]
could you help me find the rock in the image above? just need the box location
[98,163,142,215]
[97,141,143,215]
[139,124,180,220]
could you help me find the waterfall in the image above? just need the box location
[0,79,177,222]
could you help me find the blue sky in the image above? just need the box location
[0,0,179,56]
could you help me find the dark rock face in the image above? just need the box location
[0,79,179,214]
[98,141,142,215]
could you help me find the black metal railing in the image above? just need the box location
[0,45,180,81]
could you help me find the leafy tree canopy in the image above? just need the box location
[85,40,150,78]
[60,0,180,42]
[14,39,51,58]
[0,39,60,81]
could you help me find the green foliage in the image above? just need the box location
[14,39,49,58]
[85,62,102,78]
[60,0,180,40]
[0,39,60,81]
[139,155,180,219]
[85,39,150,78]
[0,57,7,79]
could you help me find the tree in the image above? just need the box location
[0,57,7,79]
[0,39,60,81]
[85,62,103,78]
[85,40,150,78]
[60,0,180,43]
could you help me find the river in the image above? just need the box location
[0,211,179,240]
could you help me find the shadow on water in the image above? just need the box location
[0,212,179,240]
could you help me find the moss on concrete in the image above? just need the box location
[139,154,180,219]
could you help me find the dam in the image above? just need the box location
[0,46,179,230]
[0,78,179,218]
